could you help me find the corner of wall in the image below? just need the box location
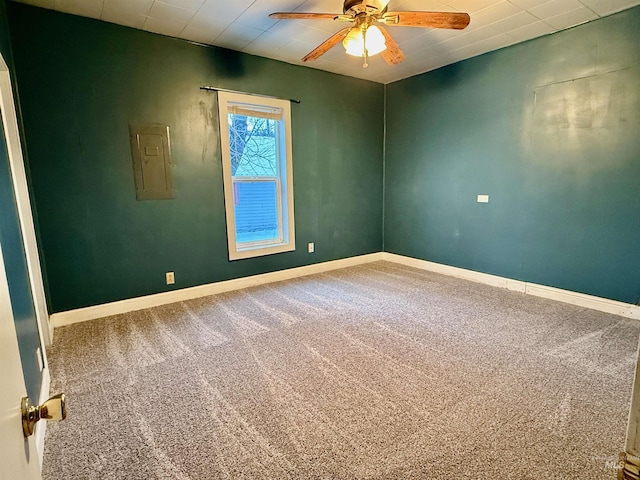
[381,83,387,252]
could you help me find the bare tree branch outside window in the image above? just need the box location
[228,114,277,177]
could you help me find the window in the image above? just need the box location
[217,91,295,260]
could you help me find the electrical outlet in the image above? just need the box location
[166,271,175,285]
[477,194,489,203]
[308,242,315,253]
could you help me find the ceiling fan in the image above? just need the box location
[270,0,470,68]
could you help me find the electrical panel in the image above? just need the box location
[129,124,174,200]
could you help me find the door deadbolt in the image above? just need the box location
[21,393,66,438]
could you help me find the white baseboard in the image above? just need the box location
[524,283,640,320]
[50,253,384,328]
[382,253,527,293]
[35,367,51,470]
[50,250,640,329]
[382,253,640,321]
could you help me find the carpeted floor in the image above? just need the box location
[43,261,640,479]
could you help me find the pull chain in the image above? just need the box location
[362,25,369,68]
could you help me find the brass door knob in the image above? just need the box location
[21,393,66,438]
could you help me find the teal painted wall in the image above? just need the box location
[0,0,41,401]
[7,2,640,316]
[8,2,384,313]
[385,7,640,304]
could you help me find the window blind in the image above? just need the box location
[228,104,283,121]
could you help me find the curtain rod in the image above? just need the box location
[200,86,301,104]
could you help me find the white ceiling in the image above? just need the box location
[13,0,640,84]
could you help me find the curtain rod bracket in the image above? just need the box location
[200,86,301,104]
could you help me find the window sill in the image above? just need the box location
[229,242,296,261]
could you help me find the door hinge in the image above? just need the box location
[619,452,640,480]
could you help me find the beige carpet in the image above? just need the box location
[43,261,640,479]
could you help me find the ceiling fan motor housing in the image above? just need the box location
[343,0,389,15]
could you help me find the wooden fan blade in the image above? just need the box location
[378,27,405,65]
[302,27,351,62]
[269,12,339,20]
[384,11,471,30]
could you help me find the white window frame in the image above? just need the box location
[218,91,295,260]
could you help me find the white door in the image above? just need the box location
[0,240,41,479]
[627,346,640,456]
[622,346,640,478]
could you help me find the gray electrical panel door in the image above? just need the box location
[130,124,174,200]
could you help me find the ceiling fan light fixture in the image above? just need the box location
[273,1,470,67]
[343,28,364,56]
[365,25,387,55]
[343,25,387,57]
